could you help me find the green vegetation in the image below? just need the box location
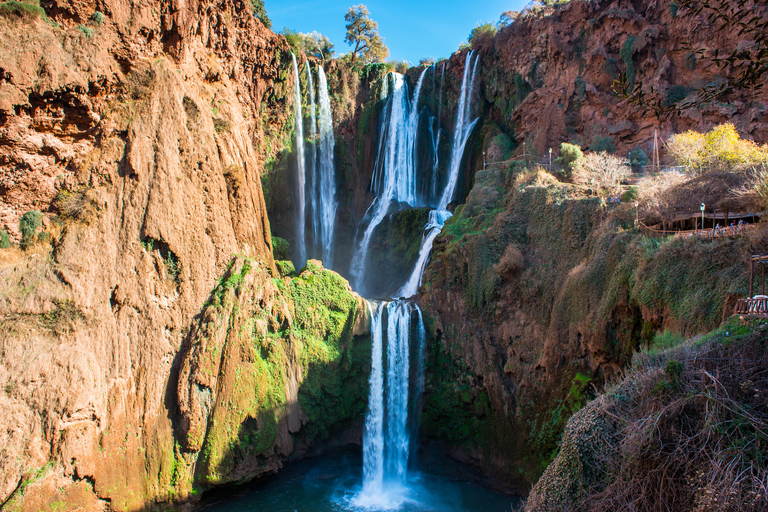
[0,228,10,248]
[90,10,104,25]
[0,0,48,21]
[19,210,42,250]
[271,235,290,260]
[249,0,271,29]
[620,36,636,86]
[468,22,497,49]
[76,24,94,38]
[627,147,648,170]
[556,142,583,174]
[589,134,615,154]
[189,257,369,487]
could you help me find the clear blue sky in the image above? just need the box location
[266,1,529,64]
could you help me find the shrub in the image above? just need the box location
[0,229,10,248]
[620,36,636,86]
[19,210,42,249]
[468,22,497,49]
[271,236,290,260]
[572,152,630,196]
[627,147,648,171]
[667,123,768,173]
[590,135,615,154]
[494,244,524,276]
[90,11,104,25]
[55,188,100,223]
[0,0,46,20]
[76,24,94,38]
[556,142,583,170]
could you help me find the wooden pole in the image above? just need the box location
[751,257,755,298]
[762,263,765,296]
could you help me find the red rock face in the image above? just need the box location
[0,1,288,509]
[480,0,768,157]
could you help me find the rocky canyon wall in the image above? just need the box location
[0,1,372,510]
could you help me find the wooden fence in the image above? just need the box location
[736,296,768,315]
[638,222,757,240]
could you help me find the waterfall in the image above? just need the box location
[316,66,337,267]
[429,62,446,202]
[439,51,479,210]
[394,209,453,298]
[362,301,385,495]
[359,300,424,504]
[305,62,317,261]
[358,54,479,506]
[395,53,479,298]
[290,54,307,268]
[350,69,428,293]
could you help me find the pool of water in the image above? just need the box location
[196,451,518,512]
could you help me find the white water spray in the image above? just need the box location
[316,66,337,267]
[290,54,307,268]
[305,62,318,259]
[359,300,425,507]
[350,69,428,293]
[439,51,479,210]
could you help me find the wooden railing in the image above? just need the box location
[736,296,768,315]
[639,222,756,240]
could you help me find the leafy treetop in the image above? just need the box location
[344,4,389,64]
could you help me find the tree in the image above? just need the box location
[667,123,768,173]
[344,5,388,64]
[572,152,631,196]
[249,0,271,29]
[614,0,767,118]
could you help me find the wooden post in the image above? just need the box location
[751,257,755,298]
[763,263,765,296]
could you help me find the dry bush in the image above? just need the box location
[55,188,101,223]
[638,170,759,225]
[515,166,559,188]
[495,244,524,276]
[584,335,768,512]
[572,152,630,196]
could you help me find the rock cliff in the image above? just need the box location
[0,1,369,510]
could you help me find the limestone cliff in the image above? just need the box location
[0,0,357,509]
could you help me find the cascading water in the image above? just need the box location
[305,62,318,260]
[290,53,307,268]
[394,209,453,298]
[350,69,428,294]
[316,66,337,267]
[396,52,479,299]
[358,300,424,507]
[429,62,446,202]
[439,51,479,211]
[358,54,478,505]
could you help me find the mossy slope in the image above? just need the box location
[174,256,370,495]
[420,164,752,487]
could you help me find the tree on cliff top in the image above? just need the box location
[249,0,271,29]
[344,5,389,64]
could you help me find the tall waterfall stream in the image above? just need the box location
[200,52,515,511]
